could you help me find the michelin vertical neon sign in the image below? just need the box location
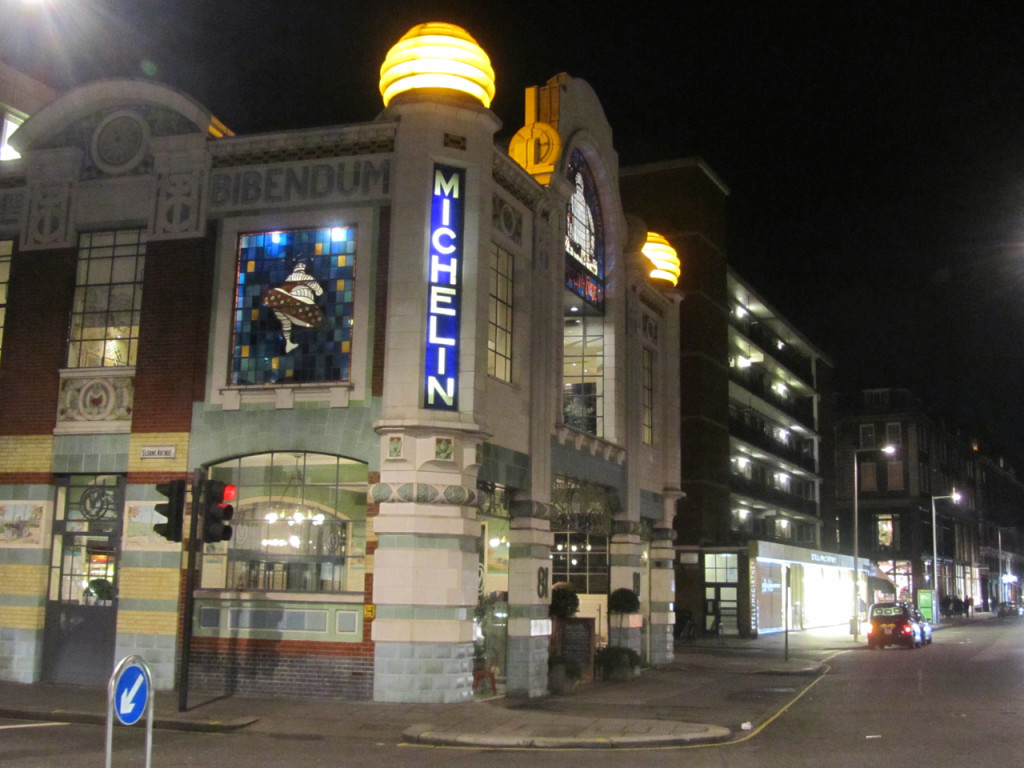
[424,164,465,410]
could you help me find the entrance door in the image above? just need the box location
[42,475,123,685]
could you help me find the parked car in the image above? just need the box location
[866,601,924,649]
[996,602,1022,618]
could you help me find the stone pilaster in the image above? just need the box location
[505,500,552,698]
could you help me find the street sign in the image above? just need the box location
[106,655,154,768]
[113,663,148,726]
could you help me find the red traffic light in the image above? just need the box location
[222,483,237,502]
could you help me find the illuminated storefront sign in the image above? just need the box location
[424,164,465,410]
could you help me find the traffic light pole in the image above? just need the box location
[178,469,203,713]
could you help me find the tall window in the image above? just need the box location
[886,422,902,446]
[550,476,611,594]
[230,226,356,385]
[67,230,146,368]
[641,346,654,444]
[487,243,513,382]
[860,461,878,492]
[209,452,368,593]
[859,423,875,448]
[0,239,10,366]
[887,460,904,490]
[562,313,604,435]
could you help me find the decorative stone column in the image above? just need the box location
[370,431,482,703]
[505,500,553,698]
[609,519,644,651]
[648,515,679,664]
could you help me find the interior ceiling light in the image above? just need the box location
[380,22,496,108]
[641,232,681,287]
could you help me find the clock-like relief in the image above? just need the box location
[91,110,149,175]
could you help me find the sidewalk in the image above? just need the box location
[0,622,939,749]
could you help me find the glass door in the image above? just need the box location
[42,475,123,685]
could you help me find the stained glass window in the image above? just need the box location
[564,149,604,310]
[230,227,356,385]
[67,230,146,368]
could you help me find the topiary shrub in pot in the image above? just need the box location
[595,645,641,681]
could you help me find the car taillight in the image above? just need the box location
[901,625,913,636]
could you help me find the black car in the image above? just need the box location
[866,601,924,649]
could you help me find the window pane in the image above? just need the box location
[67,230,146,368]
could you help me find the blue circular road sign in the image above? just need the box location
[113,663,148,726]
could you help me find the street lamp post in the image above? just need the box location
[930,489,960,628]
[852,444,896,642]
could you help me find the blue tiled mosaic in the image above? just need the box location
[231,227,356,385]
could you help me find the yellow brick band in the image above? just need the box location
[117,568,180,601]
[0,435,54,473]
[0,604,45,630]
[0,564,48,595]
[116,610,178,636]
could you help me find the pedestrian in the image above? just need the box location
[965,596,973,617]
[952,596,964,618]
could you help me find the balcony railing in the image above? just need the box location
[729,314,814,385]
[728,474,819,517]
[729,416,817,473]
[729,365,815,428]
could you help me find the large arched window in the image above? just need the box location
[207,452,367,593]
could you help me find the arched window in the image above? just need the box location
[208,452,367,593]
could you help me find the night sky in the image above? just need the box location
[5,1,1024,465]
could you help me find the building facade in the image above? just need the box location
[835,387,1024,620]
[620,161,837,638]
[0,24,684,702]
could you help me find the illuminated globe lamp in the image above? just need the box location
[379,22,496,109]
[641,232,681,288]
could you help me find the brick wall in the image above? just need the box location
[0,244,76,436]
[189,637,374,699]
[132,228,216,433]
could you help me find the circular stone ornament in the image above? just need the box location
[91,110,149,174]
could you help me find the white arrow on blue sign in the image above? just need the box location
[114,664,148,726]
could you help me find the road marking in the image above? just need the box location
[0,722,69,730]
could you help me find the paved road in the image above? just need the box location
[3,617,1023,766]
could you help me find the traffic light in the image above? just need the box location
[154,479,186,542]
[202,479,236,543]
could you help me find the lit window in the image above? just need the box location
[0,239,10,366]
[550,476,611,594]
[1,113,23,161]
[230,227,356,385]
[642,347,654,444]
[704,553,738,583]
[875,514,896,549]
[67,231,146,368]
[211,452,368,593]
[487,243,513,382]
[564,149,604,309]
[562,313,604,436]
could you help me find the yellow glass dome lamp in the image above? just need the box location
[642,232,681,287]
[379,22,496,108]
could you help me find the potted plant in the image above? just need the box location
[607,587,640,647]
[547,653,582,694]
[594,645,641,681]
